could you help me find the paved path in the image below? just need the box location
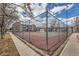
[60,33,79,56]
[9,32,40,56]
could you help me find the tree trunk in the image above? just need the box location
[1,27,4,39]
[1,15,5,39]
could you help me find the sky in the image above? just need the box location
[54,3,79,18]
[18,3,79,26]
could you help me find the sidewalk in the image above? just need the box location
[9,32,40,56]
[60,33,79,56]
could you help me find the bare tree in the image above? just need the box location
[0,3,19,39]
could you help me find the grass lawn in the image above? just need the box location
[0,33,19,56]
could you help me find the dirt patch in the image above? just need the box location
[0,33,19,56]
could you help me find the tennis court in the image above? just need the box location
[15,32,67,55]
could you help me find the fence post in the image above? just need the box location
[46,8,48,51]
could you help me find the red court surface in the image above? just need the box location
[15,32,67,55]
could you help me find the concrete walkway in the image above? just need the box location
[60,33,79,56]
[9,32,40,56]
